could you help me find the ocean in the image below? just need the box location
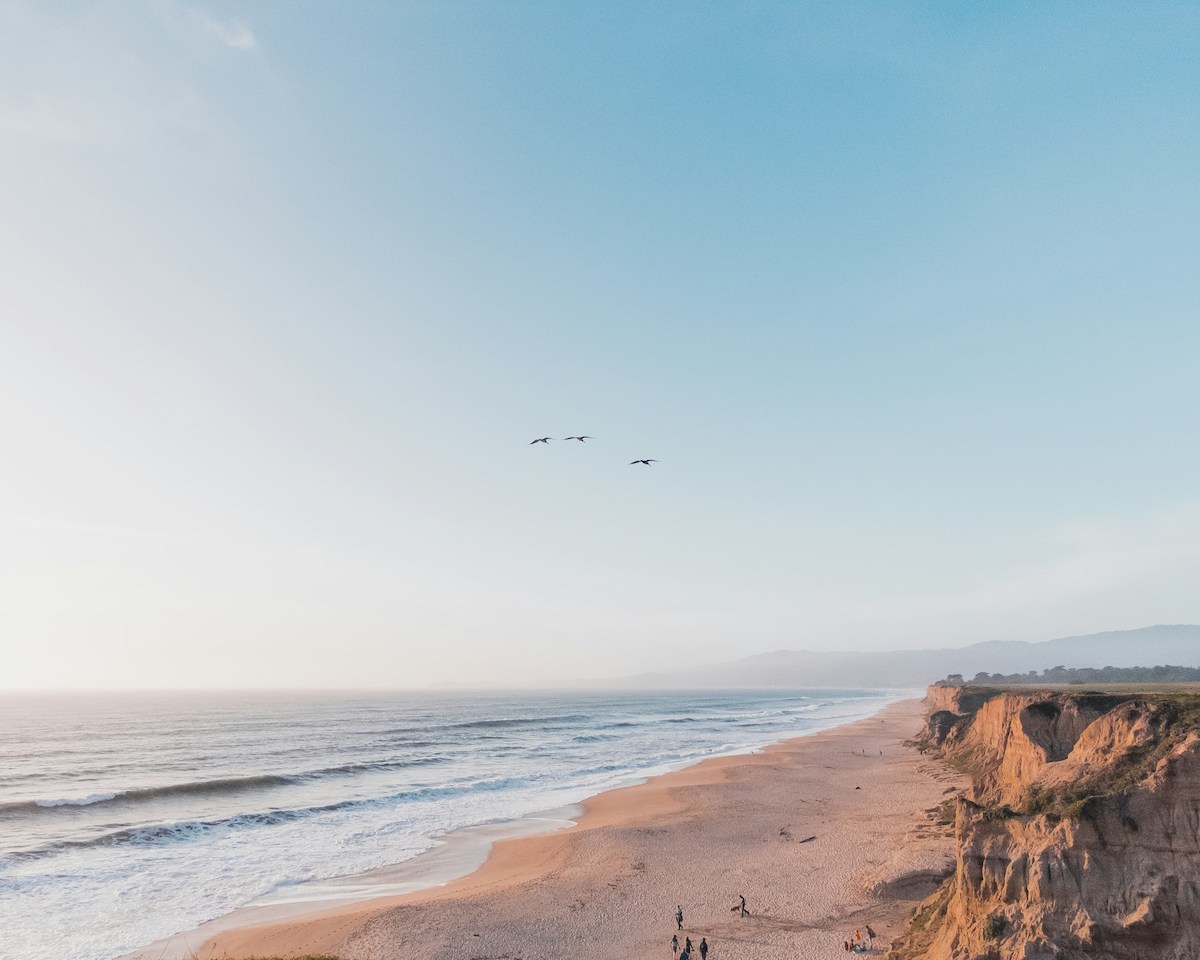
[0,688,898,960]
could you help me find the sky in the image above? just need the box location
[2,1,1199,690]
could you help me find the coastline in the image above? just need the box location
[132,695,961,960]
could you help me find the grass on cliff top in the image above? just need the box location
[1020,694,1200,819]
[940,689,1200,820]
[957,683,1200,697]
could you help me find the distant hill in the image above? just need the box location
[615,624,1200,689]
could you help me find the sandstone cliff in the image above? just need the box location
[892,686,1200,960]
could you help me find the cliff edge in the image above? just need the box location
[892,685,1200,960]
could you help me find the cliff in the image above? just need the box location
[893,685,1200,960]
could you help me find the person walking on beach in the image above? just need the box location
[699,936,708,960]
[671,934,679,956]
[676,906,684,930]
[685,936,693,956]
[735,894,748,917]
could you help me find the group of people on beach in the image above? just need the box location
[672,899,874,955]
[670,896,748,960]
[842,926,875,952]
[671,931,707,960]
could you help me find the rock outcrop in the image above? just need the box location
[894,686,1200,960]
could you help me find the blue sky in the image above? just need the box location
[2,2,1198,688]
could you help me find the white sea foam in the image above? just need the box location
[34,792,118,808]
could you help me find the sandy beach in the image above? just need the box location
[164,698,960,960]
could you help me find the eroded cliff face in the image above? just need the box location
[894,687,1200,960]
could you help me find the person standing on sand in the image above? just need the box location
[676,906,684,930]
[685,935,693,956]
[699,936,708,960]
[671,934,679,956]
[738,894,748,917]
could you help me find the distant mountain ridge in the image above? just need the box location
[617,624,1200,689]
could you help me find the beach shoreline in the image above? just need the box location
[130,695,960,960]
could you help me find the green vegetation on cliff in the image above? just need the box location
[940,664,1200,686]
[925,686,1200,820]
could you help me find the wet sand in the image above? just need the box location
[170,698,959,960]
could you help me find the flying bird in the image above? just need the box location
[629,459,658,465]
[529,437,553,444]
[562,436,593,442]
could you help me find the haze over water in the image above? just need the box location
[0,688,896,960]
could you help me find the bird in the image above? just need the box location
[629,459,658,465]
[529,437,553,444]
[562,436,593,442]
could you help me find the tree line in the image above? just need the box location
[940,664,1200,686]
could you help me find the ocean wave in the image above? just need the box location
[34,793,119,808]
[4,774,534,862]
[0,757,451,816]
[592,716,703,731]
[446,714,590,731]
[312,756,449,777]
[569,762,627,778]
[6,808,334,861]
[0,775,293,815]
[367,734,444,748]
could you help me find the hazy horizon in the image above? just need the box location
[3,3,1199,690]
